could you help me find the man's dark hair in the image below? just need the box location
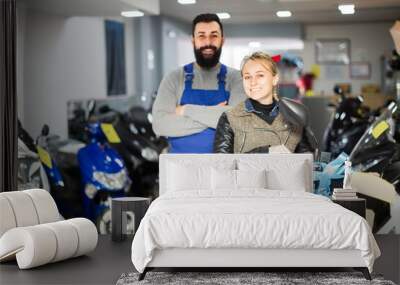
[192,13,223,36]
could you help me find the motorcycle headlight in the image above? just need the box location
[141,147,158,162]
[109,170,127,189]
[93,170,128,190]
[85,183,97,199]
[93,172,108,188]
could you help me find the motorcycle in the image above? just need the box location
[36,124,85,219]
[316,101,400,232]
[27,106,132,233]
[125,106,168,154]
[69,99,164,199]
[17,120,50,191]
[349,101,400,179]
[36,125,66,189]
[348,101,400,232]
[351,171,400,234]
[322,85,371,158]
[77,120,132,234]
[93,104,163,199]
[17,121,85,219]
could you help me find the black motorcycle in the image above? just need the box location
[350,101,400,191]
[125,106,168,154]
[323,86,371,158]
[348,101,400,232]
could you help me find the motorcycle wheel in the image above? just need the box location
[96,208,112,234]
[96,208,135,235]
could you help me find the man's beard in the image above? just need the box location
[194,45,222,69]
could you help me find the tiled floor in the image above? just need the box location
[0,235,399,285]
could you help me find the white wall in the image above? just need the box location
[20,9,136,138]
[301,22,395,96]
[161,17,191,76]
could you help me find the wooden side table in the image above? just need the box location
[332,197,366,218]
[111,197,151,242]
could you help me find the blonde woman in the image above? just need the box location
[213,51,318,154]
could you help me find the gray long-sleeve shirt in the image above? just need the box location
[152,63,246,137]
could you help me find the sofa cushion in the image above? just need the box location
[0,189,60,238]
[0,191,39,228]
[0,196,17,237]
[24,189,59,224]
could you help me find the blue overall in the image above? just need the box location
[169,63,230,153]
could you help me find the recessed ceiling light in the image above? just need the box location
[217,12,231,20]
[249,41,261,48]
[276,10,292,18]
[121,10,144,17]
[338,4,355,15]
[177,0,196,4]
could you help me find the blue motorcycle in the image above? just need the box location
[36,124,85,219]
[77,122,131,234]
[36,125,65,188]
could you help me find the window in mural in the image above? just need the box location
[105,20,126,96]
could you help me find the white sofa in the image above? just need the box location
[0,189,98,269]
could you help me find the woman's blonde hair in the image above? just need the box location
[240,51,279,99]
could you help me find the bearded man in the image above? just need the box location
[152,13,245,153]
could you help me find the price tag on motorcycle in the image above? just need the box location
[37,146,52,168]
[371,121,389,139]
[101,123,121,143]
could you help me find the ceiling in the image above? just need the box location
[160,0,400,24]
[18,0,160,17]
[18,0,400,24]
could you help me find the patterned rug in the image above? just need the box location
[116,271,396,285]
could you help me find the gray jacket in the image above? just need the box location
[152,63,246,137]
[214,98,319,154]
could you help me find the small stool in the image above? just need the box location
[111,197,151,242]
